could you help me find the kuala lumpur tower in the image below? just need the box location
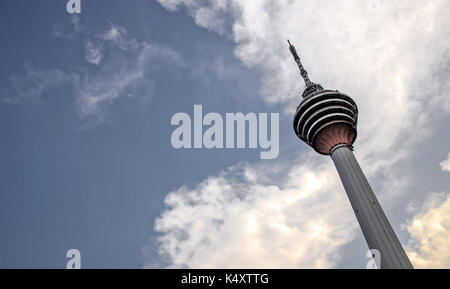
[288,40,413,269]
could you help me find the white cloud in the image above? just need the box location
[84,39,103,65]
[4,21,184,126]
[100,24,140,51]
[406,193,450,268]
[75,25,184,123]
[440,153,450,172]
[152,0,450,268]
[152,154,358,268]
[102,24,124,41]
[2,65,77,104]
[71,15,82,33]
[157,0,449,157]
[50,15,82,39]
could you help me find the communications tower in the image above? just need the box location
[288,40,413,269]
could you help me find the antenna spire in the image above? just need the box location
[288,40,323,97]
[288,40,312,87]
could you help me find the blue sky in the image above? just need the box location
[1,0,450,268]
[0,0,289,268]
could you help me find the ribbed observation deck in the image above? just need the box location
[293,89,358,155]
[287,40,358,155]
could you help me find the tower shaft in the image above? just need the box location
[331,145,413,269]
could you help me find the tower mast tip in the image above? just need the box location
[287,39,323,97]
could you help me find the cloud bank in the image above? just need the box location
[406,193,450,268]
[152,0,450,268]
[153,154,358,268]
[440,153,450,172]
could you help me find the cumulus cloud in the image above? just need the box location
[151,0,450,268]
[406,193,450,268]
[152,154,358,268]
[440,153,450,172]
[157,0,449,157]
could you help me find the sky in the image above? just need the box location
[0,0,449,269]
